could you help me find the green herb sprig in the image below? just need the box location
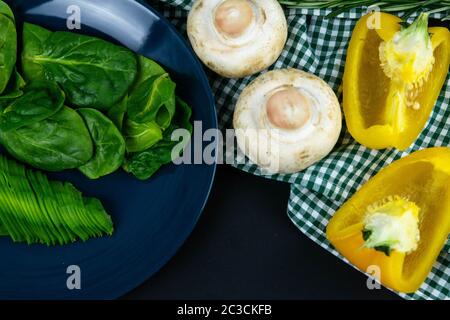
[279,0,450,20]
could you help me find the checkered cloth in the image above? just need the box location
[150,0,450,300]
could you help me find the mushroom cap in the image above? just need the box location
[187,0,287,78]
[233,68,342,174]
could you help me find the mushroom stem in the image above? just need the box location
[266,88,312,130]
[214,0,254,38]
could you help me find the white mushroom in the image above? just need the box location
[187,0,287,78]
[233,69,342,174]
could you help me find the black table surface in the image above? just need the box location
[123,165,400,300]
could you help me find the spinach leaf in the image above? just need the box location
[0,2,17,95]
[131,55,166,91]
[0,106,94,171]
[107,95,128,131]
[0,1,14,21]
[122,57,176,153]
[124,118,162,153]
[124,96,193,180]
[0,69,25,102]
[0,69,25,112]
[78,108,125,179]
[124,141,172,181]
[127,73,176,129]
[21,23,51,81]
[109,56,165,131]
[22,23,137,110]
[0,81,64,131]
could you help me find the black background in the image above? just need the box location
[123,165,399,300]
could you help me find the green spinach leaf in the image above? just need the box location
[124,96,193,180]
[127,73,176,129]
[21,23,51,81]
[22,23,137,110]
[0,69,25,112]
[0,81,64,131]
[0,1,14,21]
[124,118,162,153]
[78,108,125,179]
[0,106,94,171]
[0,2,17,95]
[131,55,166,91]
[0,69,26,102]
[107,95,128,131]
[109,56,165,131]
[122,57,176,153]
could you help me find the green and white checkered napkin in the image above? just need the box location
[149,0,450,300]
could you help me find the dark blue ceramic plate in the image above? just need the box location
[1,0,217,299]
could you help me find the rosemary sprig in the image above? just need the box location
[279,0,450,20]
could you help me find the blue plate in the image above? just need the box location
[0,0,217,299]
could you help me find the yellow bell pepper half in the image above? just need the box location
[326,147,450,293]
[343,13,450,150]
